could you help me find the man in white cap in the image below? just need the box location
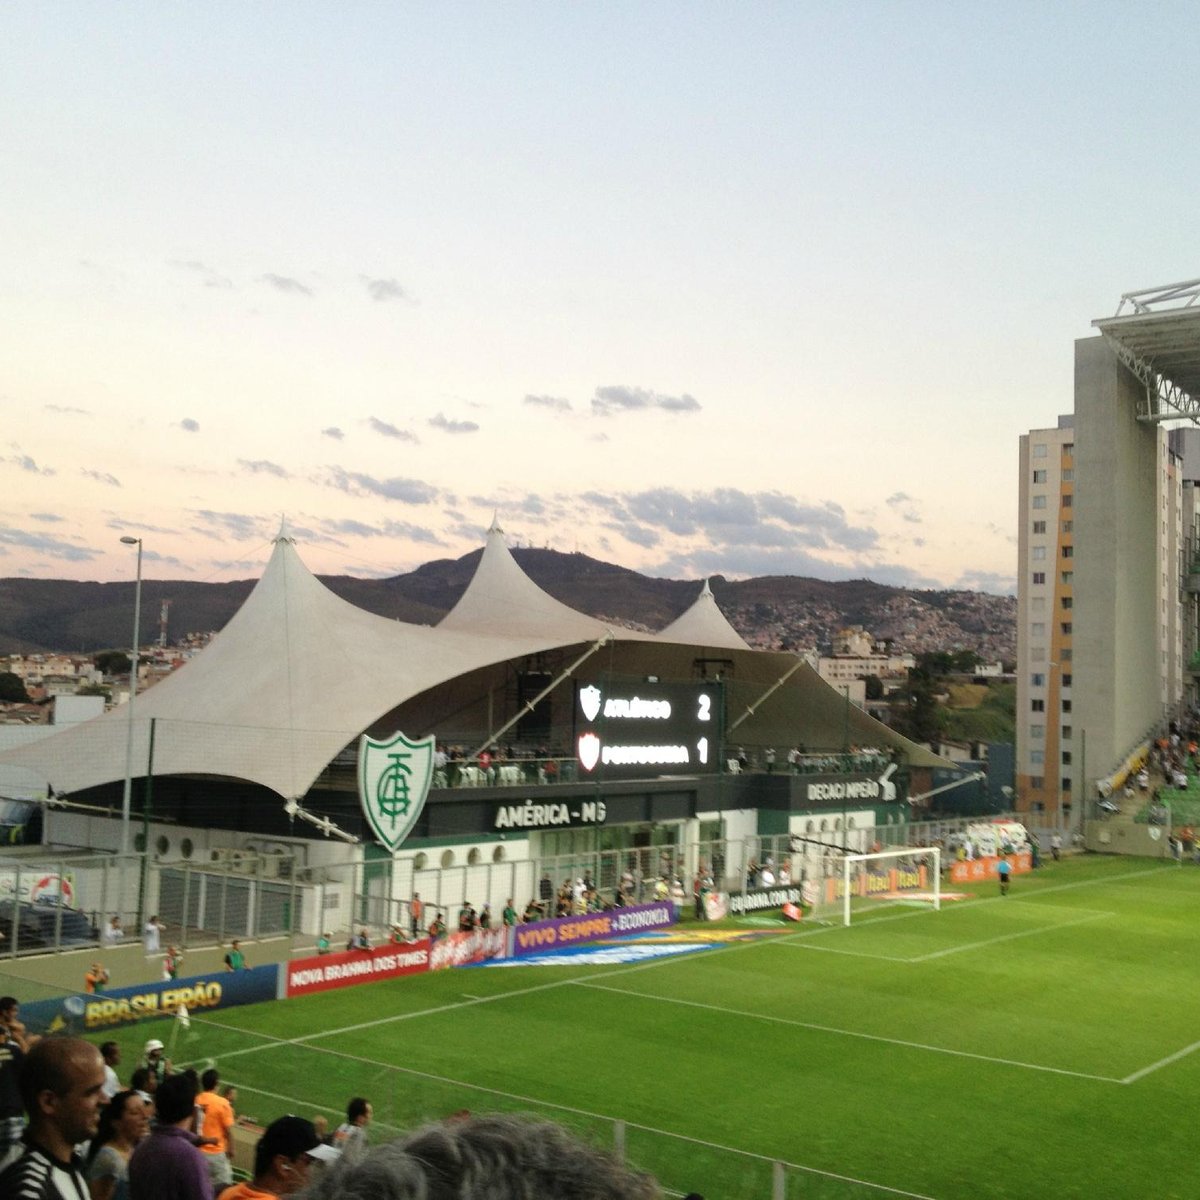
[138,1039,170,1087]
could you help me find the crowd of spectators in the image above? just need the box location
[0,1016,674,1199]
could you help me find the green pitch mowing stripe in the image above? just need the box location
[88,857,1200,1198]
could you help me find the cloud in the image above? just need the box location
[141,549,189,569]
[324,466,439,505]
[318,516,444,546]
[170,259,232,289]
[261,273,313,297]
[81,469,121,487]
[592,385,701,416]
[44,403,90,416]
[577,486,880,563]
[885,492,922,524]
[429,413,480,435]
[180,418,200,433]
[2,452,55,476]
[0,526,100,562]
[362,277,409,303]
[29,512,64,523]
[954,568,1017,596]
[322,426,345,440]
[188,510,264,540]
[238,459,290,478]
[107,518,181,536]
[524,394,572,412]
[367,417,417,442]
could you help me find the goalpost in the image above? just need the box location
[807,845,941,926]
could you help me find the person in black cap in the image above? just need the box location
[218,1115,340,1200]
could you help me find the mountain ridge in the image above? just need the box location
[0,548,1015,661]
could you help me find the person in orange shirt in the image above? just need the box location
[196,1066,236,1193]
[217,1115,339,1200]
[85,962,110,994]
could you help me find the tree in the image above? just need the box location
[862,674,884,701]
[94,650,131,675]
[0,672,29,703]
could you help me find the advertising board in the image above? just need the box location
[286,940,431,997]
[19,965,279,1035]
[510,902,675,957]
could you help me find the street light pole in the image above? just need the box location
[119,536,143,858]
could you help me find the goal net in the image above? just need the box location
[807,846,941,926]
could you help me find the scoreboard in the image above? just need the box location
[573,679,723,780]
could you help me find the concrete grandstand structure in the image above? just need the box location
[0,521,948,934]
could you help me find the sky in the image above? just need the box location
[2,2,1196,595]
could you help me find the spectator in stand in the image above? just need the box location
[521,899,542,923]
[100,1042,122,1101]
[142,917,164,957]
[163,946,183,981]
[303,1113,660,1200]
[316,932,331,955]
[128,1073,210,1200]
[223,941,246,971]
[218,1115,340,1200]
[85,963,110,995]
[128,1069,156,1112]
[103,917,124,945]
[0,999,28,1172]
[138,1040,171,1087]
[349,929,371,951]
[501,899,518,928]
[332,1098,371,1165]
[409,893,423,939]
[195,1067,235,1194]
[479,904,492,930]
[428,913,447,941]
[86,1088,150,1200]
[0,1037,106,1199]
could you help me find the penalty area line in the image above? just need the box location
[1122,1038,1200,1085]
[573,980,1122,1084]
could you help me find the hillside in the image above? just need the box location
[0,549,1015,661]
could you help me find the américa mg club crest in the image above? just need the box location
[357,730,435,852]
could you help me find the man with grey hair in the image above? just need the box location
[303,1113,661,1200]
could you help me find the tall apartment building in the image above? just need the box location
[1017,282,1200,827]
[1016,416,1075,823]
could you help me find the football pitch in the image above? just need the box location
[111,855,1200,1198]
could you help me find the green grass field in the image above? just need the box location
[103,855,1200,1198]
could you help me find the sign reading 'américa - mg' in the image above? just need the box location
[357,730,435,851]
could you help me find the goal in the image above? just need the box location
[808,845,941,926]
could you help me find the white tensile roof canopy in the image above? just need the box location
[0,525,947,806]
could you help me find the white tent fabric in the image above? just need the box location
[439,519,657,644]
[0,527,949,802]
[657,580,751,651]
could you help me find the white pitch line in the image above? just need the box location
[909,910,1113,962]
[782,943,913,962]
[1121,1038,1200,1085]
[573,980,1123,1083]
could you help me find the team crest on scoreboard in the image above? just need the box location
[577,731,601,772]
[357,731,435,852]
[579,684,602,723]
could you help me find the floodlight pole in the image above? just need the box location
[119,536,143,858]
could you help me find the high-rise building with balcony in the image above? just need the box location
[1017,281,1200,829]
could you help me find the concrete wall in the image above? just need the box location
[1074,336,1164,784]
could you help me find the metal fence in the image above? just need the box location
[351,812,1031,940]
